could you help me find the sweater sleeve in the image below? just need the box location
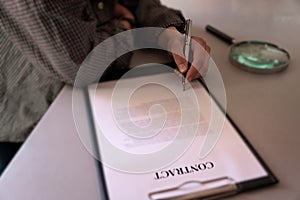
[0,0,133,86]
[136,0,185,32]
[119,0,185,49]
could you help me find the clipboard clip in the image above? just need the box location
[149,176,237,200]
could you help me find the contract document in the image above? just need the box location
[86,66,277,200]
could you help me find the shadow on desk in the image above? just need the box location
[0,142,22,176]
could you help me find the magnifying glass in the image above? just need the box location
[206,25,290,73]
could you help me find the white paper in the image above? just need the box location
[88,72,267,200]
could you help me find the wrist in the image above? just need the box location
[158,26,183,50]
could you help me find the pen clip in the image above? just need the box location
[184,19,192,62]
[149,176,237,200]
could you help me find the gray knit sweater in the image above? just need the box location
[0,0,185,142]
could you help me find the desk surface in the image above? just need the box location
[1,0,300,199]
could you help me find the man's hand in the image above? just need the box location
[159,26,211,81]
[114,3,135,30]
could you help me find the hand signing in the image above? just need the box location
[159,26,211,82]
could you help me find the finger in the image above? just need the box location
[167,36,188,73]
[201,44,211,75]
[186,37,211,81]
[194,43,211,76]
[186,66,201,82]
[191,36,207,70]
[173,68,182,77]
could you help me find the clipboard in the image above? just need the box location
[84,64,278,200]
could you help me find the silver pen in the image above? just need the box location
[182,19,192,91]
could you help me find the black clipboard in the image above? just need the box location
[84,64,278,200]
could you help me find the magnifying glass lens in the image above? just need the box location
[229,41,290,73]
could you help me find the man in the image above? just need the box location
[0,0,210,172]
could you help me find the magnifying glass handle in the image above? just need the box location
[206,25,235,45]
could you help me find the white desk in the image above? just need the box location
[1,0,300,199]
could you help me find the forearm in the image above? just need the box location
[0,0,132,86]
[136,0,185,31]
